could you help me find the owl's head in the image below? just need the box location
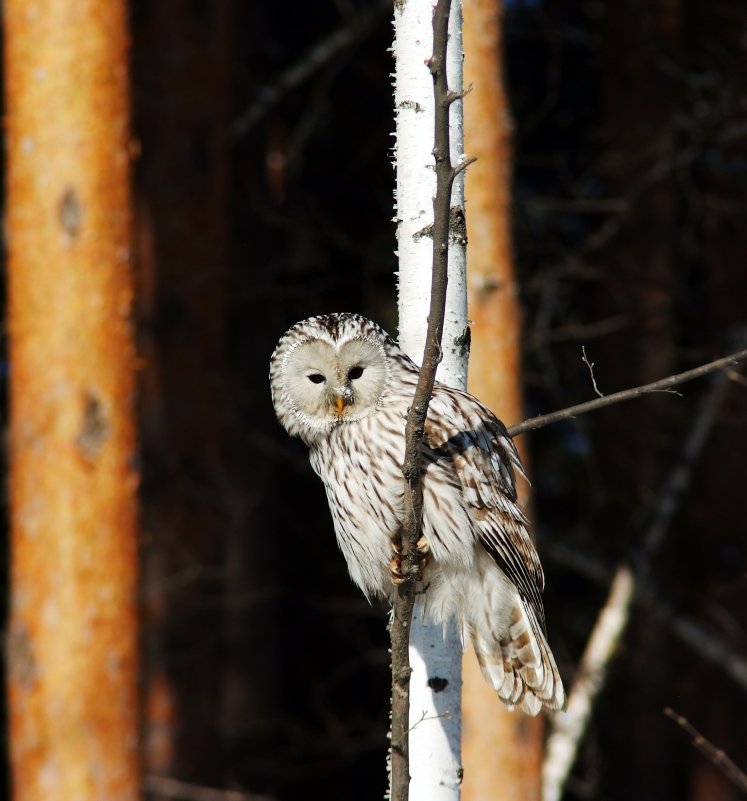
[270,313,396,443]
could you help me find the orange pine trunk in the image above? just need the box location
[463,0,544,798]
[4,3,139,800]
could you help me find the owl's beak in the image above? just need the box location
[332,389,353,413]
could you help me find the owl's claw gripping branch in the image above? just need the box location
[389,555,406,585]
[390,536,429,585]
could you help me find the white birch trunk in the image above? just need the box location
[393,1,467,798]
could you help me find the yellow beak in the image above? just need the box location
[334,394,346,413]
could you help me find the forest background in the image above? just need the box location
[2,1,746,800]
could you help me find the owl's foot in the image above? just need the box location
[389,537,429,585]
[389,554,407,585]
[416,535,430,555]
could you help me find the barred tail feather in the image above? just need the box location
[468,568,565,715]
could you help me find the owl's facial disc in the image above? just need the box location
[283,337,388,428]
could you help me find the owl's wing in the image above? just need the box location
[424,385,547,629]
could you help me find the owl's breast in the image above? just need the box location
[308,409,406,598]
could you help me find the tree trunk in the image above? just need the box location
[594,3,681,798]
[5,3,139,800]
[462,1,544,799]
[393,0,467,797]
[132,1,233,788]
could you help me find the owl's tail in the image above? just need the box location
[466,568,565,716]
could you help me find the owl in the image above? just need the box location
[269,312,564,715]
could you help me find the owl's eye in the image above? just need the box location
[307,373,326,384]
[348,366,364,380]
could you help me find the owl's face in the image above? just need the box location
[270,314,393,442]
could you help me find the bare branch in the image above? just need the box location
[509,345,747,437]
[664,708,747,794]
[232,0,390,139]
[543,542,747,695]
[452,154,477,180]
[390,1,457,799]
[639,365,734,564]
[542,567,635,801]
[542,364,736,801]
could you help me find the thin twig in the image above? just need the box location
[390,2,457,799]
[664,708,747,794]
[580,346,604,398]
[542,365,736,801]
[508,346,747,437]
[232,0,390,139]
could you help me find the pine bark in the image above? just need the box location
[462,0,543,798]
[5,2,139,799]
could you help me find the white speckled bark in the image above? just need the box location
[393,1,466,798]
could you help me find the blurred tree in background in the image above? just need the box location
[2,1,746,800]
[462,0,545,798]
[5,2,139,799]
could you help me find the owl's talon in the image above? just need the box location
[416,535,430,555]
[389,555,406,585]
[389,547,429,585]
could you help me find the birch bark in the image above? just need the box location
[393,1,467,798]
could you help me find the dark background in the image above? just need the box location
[5,0,747,799]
